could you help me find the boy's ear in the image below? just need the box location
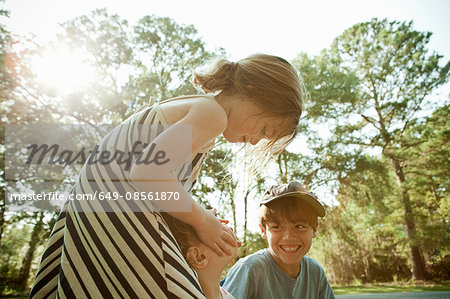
[259,224,267,239]
[185,246,209,269]
[312,227,317,238]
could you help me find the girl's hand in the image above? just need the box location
[222,223,242,247]
[194,209,237,256]
[214,210,230,225]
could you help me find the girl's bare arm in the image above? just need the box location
[130,100,236,256]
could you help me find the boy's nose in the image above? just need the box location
[282,228,295,239]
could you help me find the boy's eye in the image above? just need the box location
[270,224,281,230]
[295,224,308,230]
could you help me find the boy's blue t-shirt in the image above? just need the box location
[222,249,335,299]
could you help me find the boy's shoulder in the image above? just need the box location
[302,256,327,277]
[231,249,273,272]
[223,249,271,297]
[303,256,324,267]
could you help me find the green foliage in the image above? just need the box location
[0,211,58,294]
[0,8,223,294]
[55,8,221,121]
[292,51,360,121]
[59,8,135,121]
[238,231,266,257]
[426,244,450,281]
[309,156,412,284]
[294,18,449,281]
[330,18,449,151]
[0,0,11,104]
[401,105,450,269]
[0,218,32,292]
[133,14,221,101]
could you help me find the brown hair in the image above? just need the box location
[161,213,200,259]
[258,197,319,230]
[192,54,305,144]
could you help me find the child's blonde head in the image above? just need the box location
[193,54,305,143]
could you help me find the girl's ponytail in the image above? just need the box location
[192,59,236,93]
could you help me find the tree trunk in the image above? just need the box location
[242,189,249,257]
[277,154,288,184]
[229,191,237,237]
[16,211,45,290]
[391,158,426,280]
[0,189,5,247]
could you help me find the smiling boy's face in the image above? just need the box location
[260,217,316,276]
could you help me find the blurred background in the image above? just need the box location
[0,0,449,295]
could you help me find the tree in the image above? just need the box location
[0,0,11,102]
[0,8,223,293]
[0,6,62,294]
[0,0,10,248]
[15,212,45,291]
[297,18,449,280]
[58,8,135,122]
[309,155,412,284]
[401,105,449,278]
[133,14,222,101]
[58,9,221,120]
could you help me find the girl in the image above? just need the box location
[30,53,304,298]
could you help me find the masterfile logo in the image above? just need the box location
[5,124,193,213]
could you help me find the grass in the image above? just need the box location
[2,282,450,298]
[332,281,450,295]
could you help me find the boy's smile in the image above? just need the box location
[261,219,316,278]
[279,245,301,252]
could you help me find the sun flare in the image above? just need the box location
[31,47,95,95]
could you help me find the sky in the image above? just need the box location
[3,0,450,233]
[4,0,450,62]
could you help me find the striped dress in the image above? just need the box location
[30,97,214,298]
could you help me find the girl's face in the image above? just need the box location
[222,99,291,145]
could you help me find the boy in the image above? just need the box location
[223,181,335,299]
[162,213,238,298]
